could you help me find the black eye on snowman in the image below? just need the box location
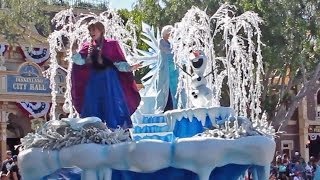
[192,58,203,69]
[197,76,201,81]
[192,91,198,98]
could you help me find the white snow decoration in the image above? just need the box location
[19,136,275,180]
[19,117,131,150]
[45,8,137,120]
[61,117,104,131]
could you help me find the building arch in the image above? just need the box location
[7,113,24,138]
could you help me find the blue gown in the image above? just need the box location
[154,39,179,112]
[81,67,131,129]
[72,54,133,129]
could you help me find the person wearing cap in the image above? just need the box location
[0,151,13,180]
[71,21,141,129]
[292,151,301,163]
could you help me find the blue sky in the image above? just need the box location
[109,0,137,10]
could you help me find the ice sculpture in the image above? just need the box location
[18,4,276,180]
[130,22,160,114]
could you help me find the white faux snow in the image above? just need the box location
[18,136,275,180]
[19,117,131,150]
[61,116,104,130]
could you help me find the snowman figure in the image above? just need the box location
[188,50,213,107]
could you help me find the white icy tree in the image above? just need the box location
[172,5,262,118]
[46,8,137,120]
[171,4,271,132]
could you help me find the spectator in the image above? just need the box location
[313,157,320,180]
[282,154,290,164]
[293,171,303,180]
[8,155,20,180]
[278,159,289,180]
[305,159,314,180]
[270,162,278,179]
[275,151,282,163]
[0,151,14,180]
[290,161,304,177]
[292,151,301,163]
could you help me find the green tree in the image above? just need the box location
[117,8,149,83]
[0,0,50,44]
[0,0,110,45]
[118,8,148,50]
[133,0,164,27]
[231,0,320,129]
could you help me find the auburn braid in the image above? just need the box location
[88,37,108,70]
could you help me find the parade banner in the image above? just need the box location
[0,44,8,55]
[21,46,50,64]
[17,102,50,118]
[308,125,320,140]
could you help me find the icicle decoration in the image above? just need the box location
[46,8,137,119]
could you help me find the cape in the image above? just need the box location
[71,39,141,115]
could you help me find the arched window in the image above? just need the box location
[7,113,23,138]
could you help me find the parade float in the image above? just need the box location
[17,4,276,180]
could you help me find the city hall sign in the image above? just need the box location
[6,62,50,94]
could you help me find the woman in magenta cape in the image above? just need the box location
[71,22,141,129]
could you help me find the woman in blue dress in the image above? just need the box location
[154,25,179,113]
[71,21,141,129]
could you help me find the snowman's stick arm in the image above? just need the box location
[204,67,217,78]
[175,64,192,77]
